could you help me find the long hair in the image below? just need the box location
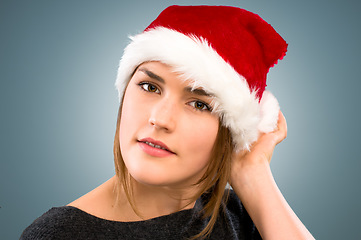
[113,97,234,239]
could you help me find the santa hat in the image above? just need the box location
[115,5,287,151]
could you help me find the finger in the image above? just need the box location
[274,111,287,144]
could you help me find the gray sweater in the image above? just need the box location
[20,190,261,239]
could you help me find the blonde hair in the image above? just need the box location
[113,95,234,239]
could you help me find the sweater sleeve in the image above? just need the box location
[225,190,262,240]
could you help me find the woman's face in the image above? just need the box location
[119,61,219,188]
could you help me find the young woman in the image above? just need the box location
[21,5,315,239]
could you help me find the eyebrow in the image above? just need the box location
[138,67,212,97]
[138,67,165,83]
[184,87,212,97]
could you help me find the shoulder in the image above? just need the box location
[67,177,117,220]
[20,206,120,239]
[20,177,119,240]
[20,206,85,239]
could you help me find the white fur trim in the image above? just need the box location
[258,91,280,133]
[115,27,279,151]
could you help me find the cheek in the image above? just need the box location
[118,88,146,147]
[182,116,219,161]
[119,95,131,145]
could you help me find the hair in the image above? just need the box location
[113,81,234,239]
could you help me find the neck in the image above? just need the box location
[110,175,199,221]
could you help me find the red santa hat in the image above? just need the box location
[115,5,288,151]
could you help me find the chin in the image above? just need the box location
[128,168,172,186]
[128,167,188,187]
[131,172,176,187]
[123,152,206,189]
[130,168,204,189]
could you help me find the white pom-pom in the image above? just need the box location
[258,91,280,133]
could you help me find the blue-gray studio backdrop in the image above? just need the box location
[1,0,361,239]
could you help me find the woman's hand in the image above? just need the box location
[230,111,314,240]
[233,110,287,169]
[230,111,287,190]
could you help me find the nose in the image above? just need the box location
[148,97,177,132]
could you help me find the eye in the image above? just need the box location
[189,100,212,111]
[139,82,160,94]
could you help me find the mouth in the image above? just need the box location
[138,138,175,155]
[142,141,168,150]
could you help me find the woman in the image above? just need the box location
[21,5,314,239]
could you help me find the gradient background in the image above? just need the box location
[1,0,360,239]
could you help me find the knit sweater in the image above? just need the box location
[20,190,261,239]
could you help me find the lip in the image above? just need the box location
[137,137,175,157]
